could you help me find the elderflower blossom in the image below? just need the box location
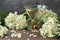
[0,25,8,38]
[16,14,27,29]
[40,17,60,38]
[41,10,58,22]
[5,12,27,30]
[5,12,17,29]
[11,30,21,38]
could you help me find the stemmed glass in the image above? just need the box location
[24,5,47,30]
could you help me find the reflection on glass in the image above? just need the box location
[24,5,37,19]
[24,5,47,19]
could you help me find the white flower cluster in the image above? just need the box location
[0,25,8,38]
[5,12,27,30]
[11,30,21,38]
[40,17,60,38]
[41,10,57,22]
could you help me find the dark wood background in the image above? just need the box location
[0,0,60,16]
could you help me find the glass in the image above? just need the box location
[24,5,47,30]
[24,5,37,19]
[24,5,47,19]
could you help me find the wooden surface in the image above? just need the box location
[0,30,60,40]
[0,0,60,17]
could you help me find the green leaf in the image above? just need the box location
[23,13,30,20]
[0,12,7,26]
[26,25,32,30]
[33,18,43,24]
